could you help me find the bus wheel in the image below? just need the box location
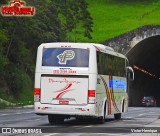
[122,101,124,112]
[48,115,64,124]
[98,104,106,124]
[114,113,121,120]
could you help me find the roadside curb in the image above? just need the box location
[0,105,34,110]
[0,98,34,109]
[15,105,34,109]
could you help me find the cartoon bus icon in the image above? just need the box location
[10,0,25,7]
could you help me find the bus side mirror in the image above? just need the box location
[126,66,134,81]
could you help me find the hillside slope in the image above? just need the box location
[80,0,160,42]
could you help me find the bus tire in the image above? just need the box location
[114,113,121,120]
[122,100,124,112]
[48,115,64,124]
[98,103,106,124]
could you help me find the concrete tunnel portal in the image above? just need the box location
[126,35,160,106]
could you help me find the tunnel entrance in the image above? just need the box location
[126,35,160,107]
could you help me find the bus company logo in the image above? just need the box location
[1,0,35,16]
[57,50,75,65]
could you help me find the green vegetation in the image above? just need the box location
[54,0,93,41]
[0,103,7,109]
[0,0,92,107]
[81,0,160,42]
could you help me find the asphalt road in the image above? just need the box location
[0,107,160,136]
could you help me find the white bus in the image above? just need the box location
[34,42,134,124]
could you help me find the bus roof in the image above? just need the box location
[92,43,127,60]
[39,42,127,59]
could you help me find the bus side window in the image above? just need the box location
[97,52,103,74]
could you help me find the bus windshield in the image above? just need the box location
[42,48,89,67]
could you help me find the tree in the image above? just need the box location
[79,0,93,39]
[0,0,93,100]
[0,17,8,75]
[54,0,93,41]
[0,0,65,99]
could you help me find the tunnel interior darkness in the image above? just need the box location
[126,35,160,106]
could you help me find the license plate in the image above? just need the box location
[59,100,69,104]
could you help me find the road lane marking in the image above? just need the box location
[123,117,132,119]
[43,133,59,136]
[75,125,94,129]
[103,134,129,136]
[145,125,159,127]
[1,114,8,116]
[35,118,41,121]
[149,112,155,113]
[84,125,94,127]
[73,126,83,127]
[15,113,22,114]
[138,114,144,116]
